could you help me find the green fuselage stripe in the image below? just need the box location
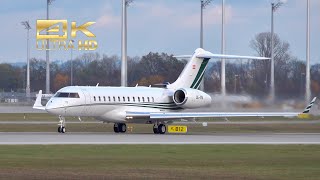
[50,102,183,110]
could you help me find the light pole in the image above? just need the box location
[234,74,238,94]
[121,0,133,87]
[199,0,212,91]
[46,0,55,94]
[221,0,225,96]
[21,21,31,99]
[70,40,74,86]
[301,73,305,95]
[270,1,284,102]
[306,0,311,103]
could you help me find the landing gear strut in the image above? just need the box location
[114,123,127,133]
[153,123,166,134]
[58,115,66,133]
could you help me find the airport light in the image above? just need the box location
[305,0,311,103]
[70,40,74,86]
[270,0,284,102]
[200,0,212,48]
[21,21,31,99]
[46,0,55,94]
[121,0,133,87]
[221,0,225,97]
[199,0,212,91]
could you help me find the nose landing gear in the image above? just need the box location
[58,115,66,133]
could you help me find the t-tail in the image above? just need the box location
[168,48,270,90]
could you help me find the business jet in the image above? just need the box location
[33,48,317,134]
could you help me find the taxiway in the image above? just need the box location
[0,132,319,145]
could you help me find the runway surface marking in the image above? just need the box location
[0,132,320,145]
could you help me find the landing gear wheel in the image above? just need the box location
[119,123,127,133]
[153,124,159,134]
[114,123,127,133]
[158,124,166,134]
[58,126,65,133]
[113,123,119,133]
[61,127,66,133]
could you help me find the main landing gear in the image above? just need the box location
[112,123,166,134]
[58,115,66,133]
[153,124,166,134]
[114,123,127,133]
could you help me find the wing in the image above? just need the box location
[126,97,317,120]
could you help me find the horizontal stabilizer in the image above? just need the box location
[174,51,270,60]
[196,51,270,60]
[173,55,192,59]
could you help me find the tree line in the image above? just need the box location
[1,32,319,99]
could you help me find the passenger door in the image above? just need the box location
[81,89,91,116]
[63,99,68,115]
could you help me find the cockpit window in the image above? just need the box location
[55,93,69,97]
[55,92,80,98]
[69,93,80,98]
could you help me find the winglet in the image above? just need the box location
[298,97,317,118]
[33,90,46,110]
[302,97,317,113]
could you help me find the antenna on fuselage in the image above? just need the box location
[96,83,99,87]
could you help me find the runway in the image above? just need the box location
[0,132,320,145]
[0,120,320,124]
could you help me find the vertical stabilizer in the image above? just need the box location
[168,48,210,90]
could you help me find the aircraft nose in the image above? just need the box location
[45,100,62,115]
[45,103,54,113]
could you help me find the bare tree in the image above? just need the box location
[250,32,293,97]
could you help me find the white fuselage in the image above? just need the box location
[45,86,184,123]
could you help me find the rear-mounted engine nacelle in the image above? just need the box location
[173,88,211,109]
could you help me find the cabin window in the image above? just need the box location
[113,96,115,101]
[93,96,96,101]
[152,97,154,102]
[108,96,111,102]
[98,96,101,101]
[147,97,150,102]
[138,97,140,102]
[118,96,120,102]
[142,97,145,102]
[103,96,106,101]
[123,97,125,102]
[127,97,130,102]
[133,97,135,102]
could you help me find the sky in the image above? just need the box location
[0,0,319,64]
